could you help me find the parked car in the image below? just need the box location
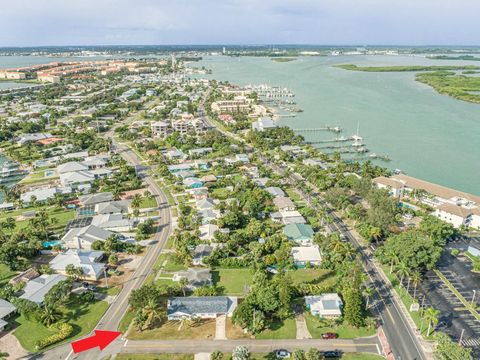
[321,332,338,339]
[323,350,341,358]
[274,349,291,359]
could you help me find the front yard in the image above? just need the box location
[304,312,376,339]
[128,319,216,340]
[254,318,296,339]
[13,296,108,352]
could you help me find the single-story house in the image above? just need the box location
[173,268,212,289]
[20,187,72,205]
[190,188,209,201]
[199,224,219,242]
[167,296,238,320]
[192,244,214,266]
[196,198,216,211]
[284,223,314,245]
[49,249,105,280]
[57,161,89,174]
[291,245,322,267]
[183,177,204,189]
[62,225,112,250]
[19,274,68,305]
[271,210,306,225]
[198,209,220,224]
[95,200,130,215]
[78,192,114,206]
[305,293,343,319]
[273,197,296,212]
[0,299,16,331]
[91,214,134,232]
[266,187,285,198]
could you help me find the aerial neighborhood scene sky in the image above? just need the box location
[1,0,480,45]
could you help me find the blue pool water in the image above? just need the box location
[42,240,62,248]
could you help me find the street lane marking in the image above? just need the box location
[64,349,73,360]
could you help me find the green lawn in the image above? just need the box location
[0,263,17,285]
[118,310,136,333]
[304,312,376,339]
[212,268,254,296]
[289,268,335,285]
[140,196,157,209]
[157,253,187,272]
[13,296,108,352]
[5,206,75,233]
[255,318,296,339]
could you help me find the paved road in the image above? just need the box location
[117,338,381,355]
[201,100,429,360]
[265,161,428,360]
[34,139,173,360]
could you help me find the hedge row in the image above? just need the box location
[35,322,74,350]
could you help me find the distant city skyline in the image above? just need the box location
[2,0,480,47]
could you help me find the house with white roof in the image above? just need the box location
[20,187,72,205]
[266,187,285,198]
[91,214,134,232]
[252,117,277,132]
[49,249,105,280]
[291,245,322,267]
[305,293,343,319]
[19,274,68,305]
[62,225,112,250]
[199,224,219,241]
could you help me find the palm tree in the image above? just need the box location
[369,226,382,245]
[143,297,162,330]
[363,286,374,309]
[40,305,63,326]
[396,262,410,289]
[179,277,189,297]
[423,307,440,336]
[1,217,16,231]
[411,271,422,301]
[178,316,194,331]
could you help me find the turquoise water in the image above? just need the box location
[196,55,480,195]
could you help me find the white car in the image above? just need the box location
[275,349,291,359]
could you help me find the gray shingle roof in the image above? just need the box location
[167,296,230,317]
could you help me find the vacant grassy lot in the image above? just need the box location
[128,319,216,340]
[289,268,335,285]
[255,318,296,339]
[212,268,254,296]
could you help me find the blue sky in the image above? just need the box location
[1,0,479,46]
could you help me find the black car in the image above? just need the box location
[323,350,341,358]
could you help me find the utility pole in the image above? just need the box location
[459,329,465,345]
[104,268,108,288]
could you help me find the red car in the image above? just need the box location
[321,332,338,339]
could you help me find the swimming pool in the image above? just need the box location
[42,240,62,248]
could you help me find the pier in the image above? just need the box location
[293,126,342,133]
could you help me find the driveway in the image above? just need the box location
[215,315,227,340]
[294,305,312,339]
[0,331,28,360]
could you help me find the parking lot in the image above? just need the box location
[411,237,480,355]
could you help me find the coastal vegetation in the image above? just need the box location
[271,57,297,63]
[428,55,480,61]
[416,71,480,104]
[334,64,480,72]
[335,64,480,103]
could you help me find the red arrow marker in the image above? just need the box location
[71,330,121,353]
